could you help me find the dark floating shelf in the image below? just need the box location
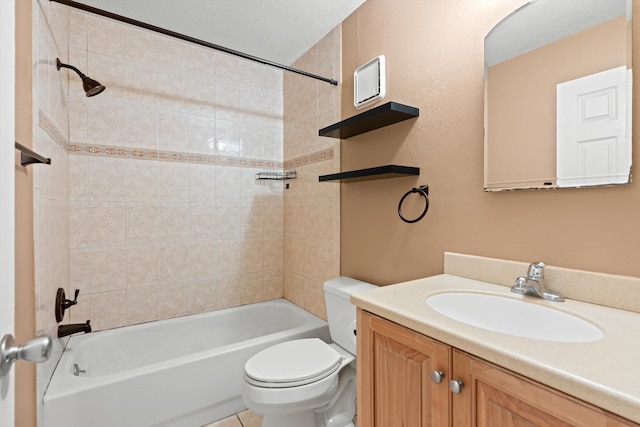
[318,102,419,139]
[319,165,420,183]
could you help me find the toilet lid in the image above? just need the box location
[244,338,342,387]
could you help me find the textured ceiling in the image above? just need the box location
[75,0,366,65]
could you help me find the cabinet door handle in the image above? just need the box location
[449,379,464,394]
[430,370,445,384]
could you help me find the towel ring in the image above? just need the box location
[398,185,429,223]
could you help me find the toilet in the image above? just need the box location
[241,277,376,427]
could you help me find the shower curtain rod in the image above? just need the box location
[49,0,339,86]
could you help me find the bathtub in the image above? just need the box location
[43,299,329,427]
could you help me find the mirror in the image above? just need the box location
[484,0,632,191]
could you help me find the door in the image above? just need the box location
[557,66,632,187]
[0,0,16,425]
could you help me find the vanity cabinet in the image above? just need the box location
[357,310,639,427]
[357,308,450,426]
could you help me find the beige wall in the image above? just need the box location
[67,10,286,331]
[15,0,35,425]
[340,0,640,285]
[283,27,341,320]
[486,16,629,189]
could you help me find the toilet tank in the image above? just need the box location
[323,277,377,355]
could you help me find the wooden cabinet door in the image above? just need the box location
[452,350,639,427]
[357,310,450,427]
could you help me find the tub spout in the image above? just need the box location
[58,320,91,338]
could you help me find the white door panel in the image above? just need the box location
[557,66,631,187]
[0,0,16,425]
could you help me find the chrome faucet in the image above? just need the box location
[511,262,564,302]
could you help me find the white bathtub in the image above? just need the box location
[43,299,329,427]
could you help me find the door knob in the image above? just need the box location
[0,334,53,376]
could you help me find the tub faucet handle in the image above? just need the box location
[65,289,80,308]
[55,288,81,322]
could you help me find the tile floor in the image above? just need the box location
[204,409,356,426]
[203,409,263,427]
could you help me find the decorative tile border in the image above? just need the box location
[38,109,68,150]
[284,148,334,169]
[69,142,284,169]
[69,141,335,170]
[41,106,335,170]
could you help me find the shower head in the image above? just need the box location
[56,58,106,97]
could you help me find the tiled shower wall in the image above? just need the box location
[66,10,286,330]
[30,3,342,421]
[32,0,70,417]
[283,28,342,320]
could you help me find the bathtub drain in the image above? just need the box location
[73,363,86,376]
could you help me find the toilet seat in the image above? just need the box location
[244,338,343,388]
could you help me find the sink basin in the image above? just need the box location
[426,292,603,342]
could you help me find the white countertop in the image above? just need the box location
[351,274,640,424]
